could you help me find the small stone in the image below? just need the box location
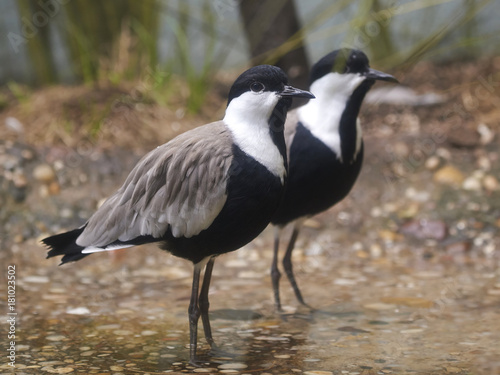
[378,230,401,242]
[425,156,441,170]
[33,164,56,184]
[337,326,370,333]
[24,276,49,283]
[400,328,424,334]
[48,181,61,195]
[218,363,248,370]
[477,123,494,145]
[46,335,66,342]
[477,155,491,171]
[21,149,34,160]
[370,243,383,258]
[462,176,482,191]
[5,116,25,133]
[483,175,499,192]
[41,366,74,373]
[433,165,465,186]
[400,219,448,240]
[110,366,124,371]
[13,171,28,188]
[113,330,133,335]
[363,303,395,311]
[304,372,334,375]
[303,218,322,229]
[381,297,433,308]
[141,330,158,336]
[66,307,90,315]
[448,127,480,148]
[398,202,420,218]
[446,241,472,254]
[193,368,217,373]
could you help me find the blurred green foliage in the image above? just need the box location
[8,0,498,110]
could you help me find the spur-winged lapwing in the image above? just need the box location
[42,65,314,364]
[270,49,398,311]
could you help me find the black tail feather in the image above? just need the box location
[42,226,88,265]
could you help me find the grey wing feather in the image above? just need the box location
[76,122,234,247]
[284,108,300,162]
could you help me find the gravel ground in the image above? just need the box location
[1,57,499,374]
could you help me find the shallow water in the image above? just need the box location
[2,227,500,375]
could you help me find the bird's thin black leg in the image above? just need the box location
[199,257,216,349]
[282,224,310,308]
[188,263,203,366]
[271,227,283,311]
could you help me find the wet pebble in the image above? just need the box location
[66,307,90,315]
[5,116,25,133]
[400,328,424,334]
[363,302,396,311]
[304,218,322,229]
[218,363,248,369]
[448,127,480,148]
[141,330,158,336]
[425,156,441,170]
[483,175,499,191]
[477,123,494,144]
[193,368,217,373]
[304,372,334,375]
[23,275,50,283]
[46,335,67,342]
[446,240,472,254]
[400,219,448,240]
[462,175,482,191]
[444,366,462,373]
[33,163,57,184]
[381,297,433,308]
[433,165,465,186]
[41,366,74,373]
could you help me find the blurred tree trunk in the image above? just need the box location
[239,0,310,93]
[17,0,57,85]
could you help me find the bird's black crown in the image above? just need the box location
[227,65,289,106]
[310,49,370,85]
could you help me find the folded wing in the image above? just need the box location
[76,122,234,248]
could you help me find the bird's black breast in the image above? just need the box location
[162,145,284,264]
[272,122,363,226]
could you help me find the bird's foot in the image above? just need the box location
[208,344,235,359]
[188,356,211,367]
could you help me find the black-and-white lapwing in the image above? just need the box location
[270,49,398,311]
[42,65,314,364]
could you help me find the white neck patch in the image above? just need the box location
[298,72,365,162]
[223,91,286,183]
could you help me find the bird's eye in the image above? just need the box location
[250,82,265,93]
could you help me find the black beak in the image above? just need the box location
[365,68,398,83]
[280,85,315,99]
